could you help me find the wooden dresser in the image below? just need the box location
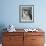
[2,29,45,46]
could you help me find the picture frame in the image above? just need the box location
[19,5,34,23]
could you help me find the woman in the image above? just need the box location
[22,9,32,21]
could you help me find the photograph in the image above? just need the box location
[19,5,34,23]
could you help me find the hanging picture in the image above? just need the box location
[19,5,34,23]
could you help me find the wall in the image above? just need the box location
[0,0,46,29]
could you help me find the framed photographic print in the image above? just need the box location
[19,5,34,23]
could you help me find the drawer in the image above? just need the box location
[3,36,23,44]
[3,37,23,46]
[3,32,23,36]
[3,36,23,42]
[24,36,32,40]
[24,36,32,45]
[32,36,45,44]
[24,32,44,36]
[31,44,44,46]
[3,43,23,46]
